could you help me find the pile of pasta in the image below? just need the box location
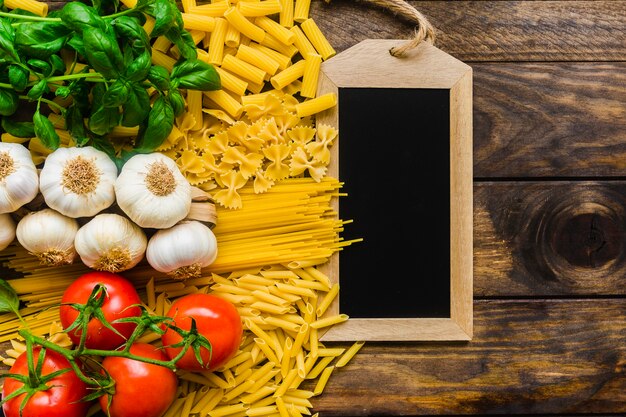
[0,0,367,416]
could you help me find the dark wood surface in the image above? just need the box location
[307,0,626,415]
[3,1,625,416]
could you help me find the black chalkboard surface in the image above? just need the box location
[338,87,451,319]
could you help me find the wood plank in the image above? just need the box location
[311,1,626,61]
[307,299,626,415]
[473,62,626,178]
[475,181,626,297]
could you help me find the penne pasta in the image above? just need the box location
[295,93,337,118]
[313,366,334,396]
[254,16,296,45]
[293,0,311,22]
[224,6,266,43]
[309,313,349,329]
[300,53,322,98]
[300,18,336,60]
[237,0,282,17]
[208,18,228,65]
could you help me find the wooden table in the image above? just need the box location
[306,1,626,415]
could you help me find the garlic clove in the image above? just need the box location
[39,146,118,218]
[15,208,79,266]
[75,213,148,273]
[146,220,218,280]
[0,213,16,251]
[115,153,192,229]
[0,142,39,214]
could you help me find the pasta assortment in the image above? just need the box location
[0,0,365,416]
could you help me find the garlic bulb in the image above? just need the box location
[75,213,147,273]
[39,146,117,218]
[146,221,218,280]
[115,153,191,229]
[0,213,16,251]
[0,142,39,214]
[16,208,79,266]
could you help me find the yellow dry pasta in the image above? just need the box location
[237,0,282,17]
[4,0,47,16]
[236,44,280,76]
[279,0,294,27]
[191,0,230,17]
[222,54,267,85]
[293,0,310,23]
[255,16,296,45]
[215,67,249,96]
[270,59,306,89]
[301,53,321,98]
[290,25,317,58]
[295,92,337,117]
[248,42,292,69]
[182,12,217,32]
[224,6,266,43]
[300,18,336,60]
[208,18,228,64]
[204,89,244,118]
[225,22,242,48]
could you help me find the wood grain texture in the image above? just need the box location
[475,181,626,297]
[307,299,626,416]
[311,1,626,61]
[473,62,626,178]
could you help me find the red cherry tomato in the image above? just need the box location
[2,347,91,417]
[161,293,243,371]
[60,271,142,350]
[99,343,178,417]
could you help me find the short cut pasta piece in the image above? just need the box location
[237,0,282,17]
[254,16,296,46]
[300,18,336,60]
[279,0,294,27]
[293,0,311,22]
[222,54,268,85]
[270,59,306,90]
[236,44,281,76]
[208,18,228,65]
[4,0,47,16]
[191,0,230,17]
[300,53,321,98]
[290,26,317,59]
[335,341,365,368]
[182,12,217,32]
[224,6,266,43]
[295,93,337,118]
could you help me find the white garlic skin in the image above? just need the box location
[146,221,218,278]
[0,142,39,214]
[115,153,191,229]
[75,213,147,273]
[16,208,79,266]
[0,213,16,251]
[39,146,118,218]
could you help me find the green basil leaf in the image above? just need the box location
[49,54,66,76]
[66,104,86,141]
[137,95,173,150]
[1,117,35,138]
[121,82,150,126]
[102,78,130,108]
[0,19,18,62]
[146,0,176,38]
[83,27,124,79]
[113,16,150,51]
[124,50,151,82]
[15,21,71,59]
[89,104,119,135]
[0,279,19,315]
[27,58,51,75]
[69,79,91,112]
[166,26,197,61]
[148,65,170,91]
[33,110,60,150]
[171,59,220,91]
[66,33,86,57]
[0,88,18,116]
[59,2,106,34]
[8,65,28,91]
[169,88,185,117]
[26,78,49,100]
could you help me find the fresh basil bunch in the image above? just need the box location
[0,0,220,166]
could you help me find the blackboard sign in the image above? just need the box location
[338,87,451,319]
[316,40,473,341]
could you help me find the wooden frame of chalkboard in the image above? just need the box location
[316,40,473,341]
